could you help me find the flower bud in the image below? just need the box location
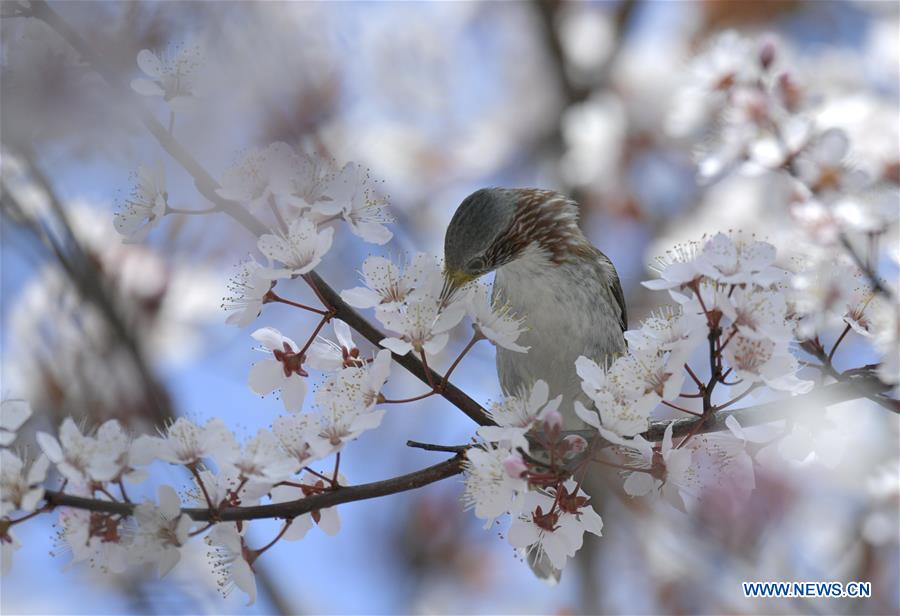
[502,453,528,479]
[563,434,588,453]
[758,38,777,70]
[777,72,802,112]
[542,408,563,432]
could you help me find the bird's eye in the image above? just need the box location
[467,257,485,272]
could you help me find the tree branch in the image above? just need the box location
[29,0,493,428]
[37,374,895,524]
[44,455,464,522]
[642,373,895,441]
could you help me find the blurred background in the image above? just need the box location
[1,1,897,614]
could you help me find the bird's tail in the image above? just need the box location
[527,549,561,585]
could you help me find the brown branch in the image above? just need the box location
[32,373,896,524]
[641,373,894,441]
[304,271,492,426]
[406,440,470,453]
[29,0,493,428]
[44,455,464,522]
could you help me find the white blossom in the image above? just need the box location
[306,351,391,457]
[624,307,707,366]
[794,128,868,199]
[507,480,603,571]
[36,418,95,484]
[574,355,662,437]
[113,162,167,242]
[667,30,758,138]
[694,232,782,286]
[725,415,784,446]
[721,334,812,394]
[206,523,257,606]
[272,413,320,469]
[222,259,283,328]
[214,429,298,499]
[478,380,561,452]
[721,286,794,342]
[131,485,192,577]
[257,215,334,277]
[323,162,393,244]
[643,240,704,292]
[191,468,259,510]
[378,293,466,357]
[307,319,362,372]
[277,151,335,212]
[131,417,237,467]
[774,420,845,469]
[685,430,756,514]
[130,46,202,111]
[267,485,315,541]
[55,507,129,574]
[268,472,342,538]
[604,424,693,511]
[0,399,31,447]
[216,143,297,209]
[248,327,308,413]
[791,260,861,337]
[603,423,755,513]
[0,450,48,516]
[462,444,526,528]
[89,419,145,484]
[340,253,433,310]
[594,426,658,498]
[466,285,529,352]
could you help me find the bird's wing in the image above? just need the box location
[591,247,627,333]
[609,267,628,333]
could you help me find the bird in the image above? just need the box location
[443,187,627,581]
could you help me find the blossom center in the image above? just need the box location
[273,342,308,378]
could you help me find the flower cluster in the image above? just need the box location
[0,400,368,605]
[213,145,397,337]
[668,30,898,383]
[1,400,48,575]
[462,381,603,573]
[218,143,393,245]
[342,253,529,361]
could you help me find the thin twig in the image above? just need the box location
[661,400,701,417]
[419,348,436,389]
[189,465,216,512]
[380,390,437,404]
[406,440,470,453]
[828,323,852,363]
[684,364,704,389]
[331,452,341,486]
[165,205,218,216]
[253,519,293,559]
[268,292,328,316]
[439,332,482,392]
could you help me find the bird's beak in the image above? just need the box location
[441,268,476,303]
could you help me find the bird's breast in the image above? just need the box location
[493,255,625,428]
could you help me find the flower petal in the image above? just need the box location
[248,360,285,396]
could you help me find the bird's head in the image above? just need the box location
[443,188,585,291]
